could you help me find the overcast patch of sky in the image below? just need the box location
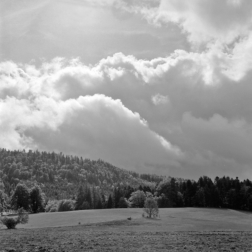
[0,0,189,64]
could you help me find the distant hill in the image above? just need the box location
[0,148,163,199]
[1,148,252,212]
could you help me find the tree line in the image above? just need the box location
[1,148,252,212]
[73,175,252,211]
[1,175,252,213]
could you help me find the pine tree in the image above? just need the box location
[107,194,113,208]
[92,187,97,209]
[96,197,103,209]
[75,185,85,210]
[85,186,92,208]
[118,197,128,208]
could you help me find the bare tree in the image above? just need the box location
[143,197,159,218]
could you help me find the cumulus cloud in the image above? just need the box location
[0,58,186,173]
[25,95,182,173]
[1,0,252,177]
[118,0,252,84]
[1,48,252,178]
[82,0,252,84]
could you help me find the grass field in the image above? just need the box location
[1,208,252,251]
[8,207,252,231]
[19,208,143,229]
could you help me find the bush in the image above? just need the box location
[57,199,74,212]
[17,208,29,223]
[143,197,159,218]
[45,200,59,212]
[1,217,17,229]
[0,208,29,229]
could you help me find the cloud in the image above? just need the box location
[152,94,169,105]
[157,0,252,45]
[0,60,183,173]
[1,0,252,179]
[181,113,252,165]
[1,44,252,178]
[174,112,252,179]
[27,95,182,173]
[118,0,252,85]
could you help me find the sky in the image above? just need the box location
[0,0,252,180]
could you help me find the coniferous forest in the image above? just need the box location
[0,148,252,213]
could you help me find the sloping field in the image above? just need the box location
[2,207,251,230]
[153,207,252,231]
[19,208,143,229]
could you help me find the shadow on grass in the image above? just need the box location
[142,217,161,221]
[234,209,252,215]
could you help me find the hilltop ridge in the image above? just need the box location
[0,148,163,199]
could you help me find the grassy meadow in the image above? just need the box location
[1,208,252,251]
[10,207,252,231]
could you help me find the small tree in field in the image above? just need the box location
[143,197,159,218]
[0,208,29,229]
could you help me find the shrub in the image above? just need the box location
[143,197,159,218]
[57,199,74,212]
[1,217,17,229]
[45,200,59,212]
[17,208,29,224]
[0,208,29,229]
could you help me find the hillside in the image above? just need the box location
[1,148,252,213]
[0,148,162,199]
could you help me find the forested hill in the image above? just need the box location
[1,148,252,212]
[0,148,162,199]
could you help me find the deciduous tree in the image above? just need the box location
[11,184,30,211]
[129,190,146,208]
[143,197,159,218]
[30,184,45,213]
